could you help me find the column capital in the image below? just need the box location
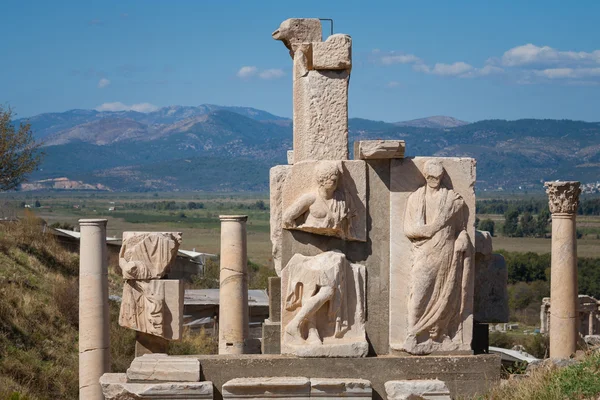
[79,218,108,226]
[544,181,581,215]
[219,215,248,222]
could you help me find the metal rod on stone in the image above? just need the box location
[79,219,110,400]
[545,181,581,359]
[218,215,249,355]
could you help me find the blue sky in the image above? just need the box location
[2,0,599,122]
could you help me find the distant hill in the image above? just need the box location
[16,105,600,192]
[395,115,469,129]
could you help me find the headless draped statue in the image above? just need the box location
[403,160,471,354]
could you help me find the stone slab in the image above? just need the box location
[262,319,281,354]
[311,378,372,399]
[270,165,293,276]
[354,140,405,160]
[280,159,391,356]
[389,157,476,354]
[385,380,451,400]
[268,276,282,322]
[120,279,184,340]
[474,231,509,323]
[100,373,213,399]
[197,354,500,400]
[222,377,310,399]
[127,353,200,382]
[282,160,367,242]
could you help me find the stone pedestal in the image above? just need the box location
[100,374,212,399]
[135,332,169,357]
[79,219,110,400]
[219,215,249,355]
[545,181,581,359]
[262,276,282,354]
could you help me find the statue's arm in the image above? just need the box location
[283,193,315,228]
[403,193,435,239]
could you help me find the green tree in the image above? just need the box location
[0,106,43,191]
[478,219,495,236]
[503,207,520,237]
[519,212,536,237]
[535,209,550,237]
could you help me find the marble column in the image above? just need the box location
[79,219,110,399]
[218,215,249,355]
[545,181,581,359]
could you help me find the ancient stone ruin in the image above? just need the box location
[75,18,582,400]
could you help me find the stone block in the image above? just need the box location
[282,160,367,242]
[222,377,310,399]
[268,276,282,322]
[100,373,213,399]
[135,332,168,357]
[354,140,405,160]
[127,354,200,382]
[287,150,294,165]
[120,232,182,279]
[474,230,509,323]
[120,279,184,340]
[310,378,371,399]
[262,319,281,354]
[312,34,352,70]
[270,165,292,276]
[390,157,476,355]
[385,380,451,400]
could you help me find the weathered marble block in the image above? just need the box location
[270,165,292,276]
[281,251,368,357]
[100,373,213,400]
[474,230,509,323]
[127,354,200,382]
[390,157,476,355]
[119,279,184,340]
[222,377,310,399]
[354,140,405,160]
[385,380,451,400]
[281,160,367,242]
[120,232,182,279]
[310,378,372,399]
[312,34,352,70]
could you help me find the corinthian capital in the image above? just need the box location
[544,181,581,214]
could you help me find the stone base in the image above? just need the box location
[262,319,281,354]
[197,354,500,400]
[284,340,369,358]
[127,353,200,382]
[100,373,213,399]
[385,380,451,400]
[136,331,169,357]
[222,377,309,399]
[311,378,372,399]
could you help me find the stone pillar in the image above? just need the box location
[545,181,581,359]
[218,215,249,355]
[79,219,110,400]
[589,311,595,336]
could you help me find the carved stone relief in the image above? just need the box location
[545,181,581,214]
[281,251,368,357]
[390,158,476,355]
[281,160,366,242]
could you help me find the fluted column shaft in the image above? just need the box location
[545,181,581,359]
[218,215,249,355]
[79,219,109,399]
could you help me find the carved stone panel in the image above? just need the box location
[282,160,367,242]
[545,181,581,214]
[119,232,182,279]
[281,251,368,357]
[119,279,184,340]
[390,157,476,355]
[270,165,292,276]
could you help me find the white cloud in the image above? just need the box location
[381,53,422,65]
[534,67,600,79]
[502,44,600,67]
[259,69,285,79]
[430,62,473,76]
[95,102,159,113]
[236,66,257,78]
[97,78,110,88]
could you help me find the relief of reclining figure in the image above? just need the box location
[403,160,472,354]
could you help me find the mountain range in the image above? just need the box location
[15,105,600,192]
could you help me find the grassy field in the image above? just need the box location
[2,192,600,263]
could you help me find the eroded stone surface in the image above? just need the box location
[222,377,310,399]
[270,166,292,276]
[390,157,476,355]
[354,140,405,160]
[310,378,372,399]
[119,279,184,340]
[119,232,182,279]
[281,251,368,357]
[385,380,451,400]
[100,373,213,399]
[282,160,366,242]
[474,230,509,323]
[126,354,200,382]
[312,34,352,70]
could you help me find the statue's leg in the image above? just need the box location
[306,318,321,345]
[285,286,334,344]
